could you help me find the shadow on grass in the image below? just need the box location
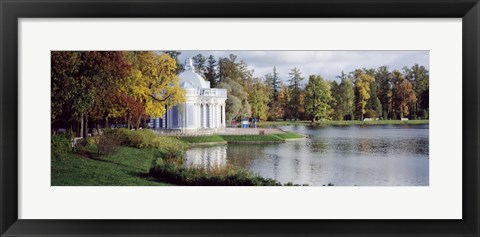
[75,149,129,168]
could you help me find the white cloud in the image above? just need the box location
[178,50,429,83]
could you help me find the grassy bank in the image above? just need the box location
[51,146,170,186]
[258,119,429,127]
[178,135,226,144]
[52,129,295,186]
[148,158,283,186]
[273,132,306,139]
[178,132,305,144]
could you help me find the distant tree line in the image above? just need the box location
[191,53,429,122]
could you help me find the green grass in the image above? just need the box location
[178,134,296,144]
[178,135,225,143]
[219,134,284,142]
[257,120,311,127]
[258,119,429,127]
[273,132,305,139]
[51,146,171,186]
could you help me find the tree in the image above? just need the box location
[204,55,218,87]
[375,66,392,119]
[278,84,292,120]
[403,64,429,119]
[51,51,132,137]
[288,67,304,120]
[305,75,333,122]
[391,69,406,119]
[365,80,382,118]
[192,53,207,76]
[249,81,270,121]
[264,66,281,103]
[217,77,251,121]
[218,54,240,83]
[163,51,184,74]
[394,79,417,119]
[332,77,355,120]
[354,70,375,120]
[124,52,186,125]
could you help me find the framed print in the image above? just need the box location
[1,0,479,236]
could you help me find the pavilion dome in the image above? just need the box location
[178,58,210,89]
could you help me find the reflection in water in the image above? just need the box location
[184,125,429,186]
[185,146,228,168]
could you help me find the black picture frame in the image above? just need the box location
[1,0,479,236]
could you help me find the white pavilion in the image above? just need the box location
[149,58,227,133]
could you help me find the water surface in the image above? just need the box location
[185,125,429,186]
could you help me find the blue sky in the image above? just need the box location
[177,51,429,83]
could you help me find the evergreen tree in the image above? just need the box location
[375,66,392,119]
[332,76,355,120]
[192,53,207,75]
[403,64,429,119]
[204,55,218,87]
[288,67,304,120]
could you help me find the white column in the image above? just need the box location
[198,104,201,129]
[218,104,222,127]
[212,103,217,128]
[202,103,207,128]
[222,103,226,127]
[216,104,220,128]
[194,104,198,129]
[208,103,213,128]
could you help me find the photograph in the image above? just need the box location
[51,50,429,186]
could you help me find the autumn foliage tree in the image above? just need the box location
[51,51,185,137]
[394,79,417,119]
[249,81,270,121]
[354,70,375,120]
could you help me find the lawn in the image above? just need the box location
[273,132,306,139]
[219,134,285,142]
[178,133,305,144]
[51,146,170,186]
[178,135,226,143]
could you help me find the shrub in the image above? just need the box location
[149,158,282,186]
[125,129,158,148]
[97,129,122,156]
[86,136,99,146]
[51,134,71,161]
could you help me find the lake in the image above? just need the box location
[184,125,429,186]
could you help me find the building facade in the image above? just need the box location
[150,58,227,133]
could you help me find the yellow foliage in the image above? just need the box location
[124,52,186,118]
[355,73,375,118]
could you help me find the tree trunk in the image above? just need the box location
[105,117,109,129]
[141,116,146,129]
[127,115,132,129]
[83,114,88,138]
[95,123,100,137]
[135,117,141,130]
[80,118,84,138]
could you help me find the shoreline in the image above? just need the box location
[178,132,306,145]
[257,120,429,127]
